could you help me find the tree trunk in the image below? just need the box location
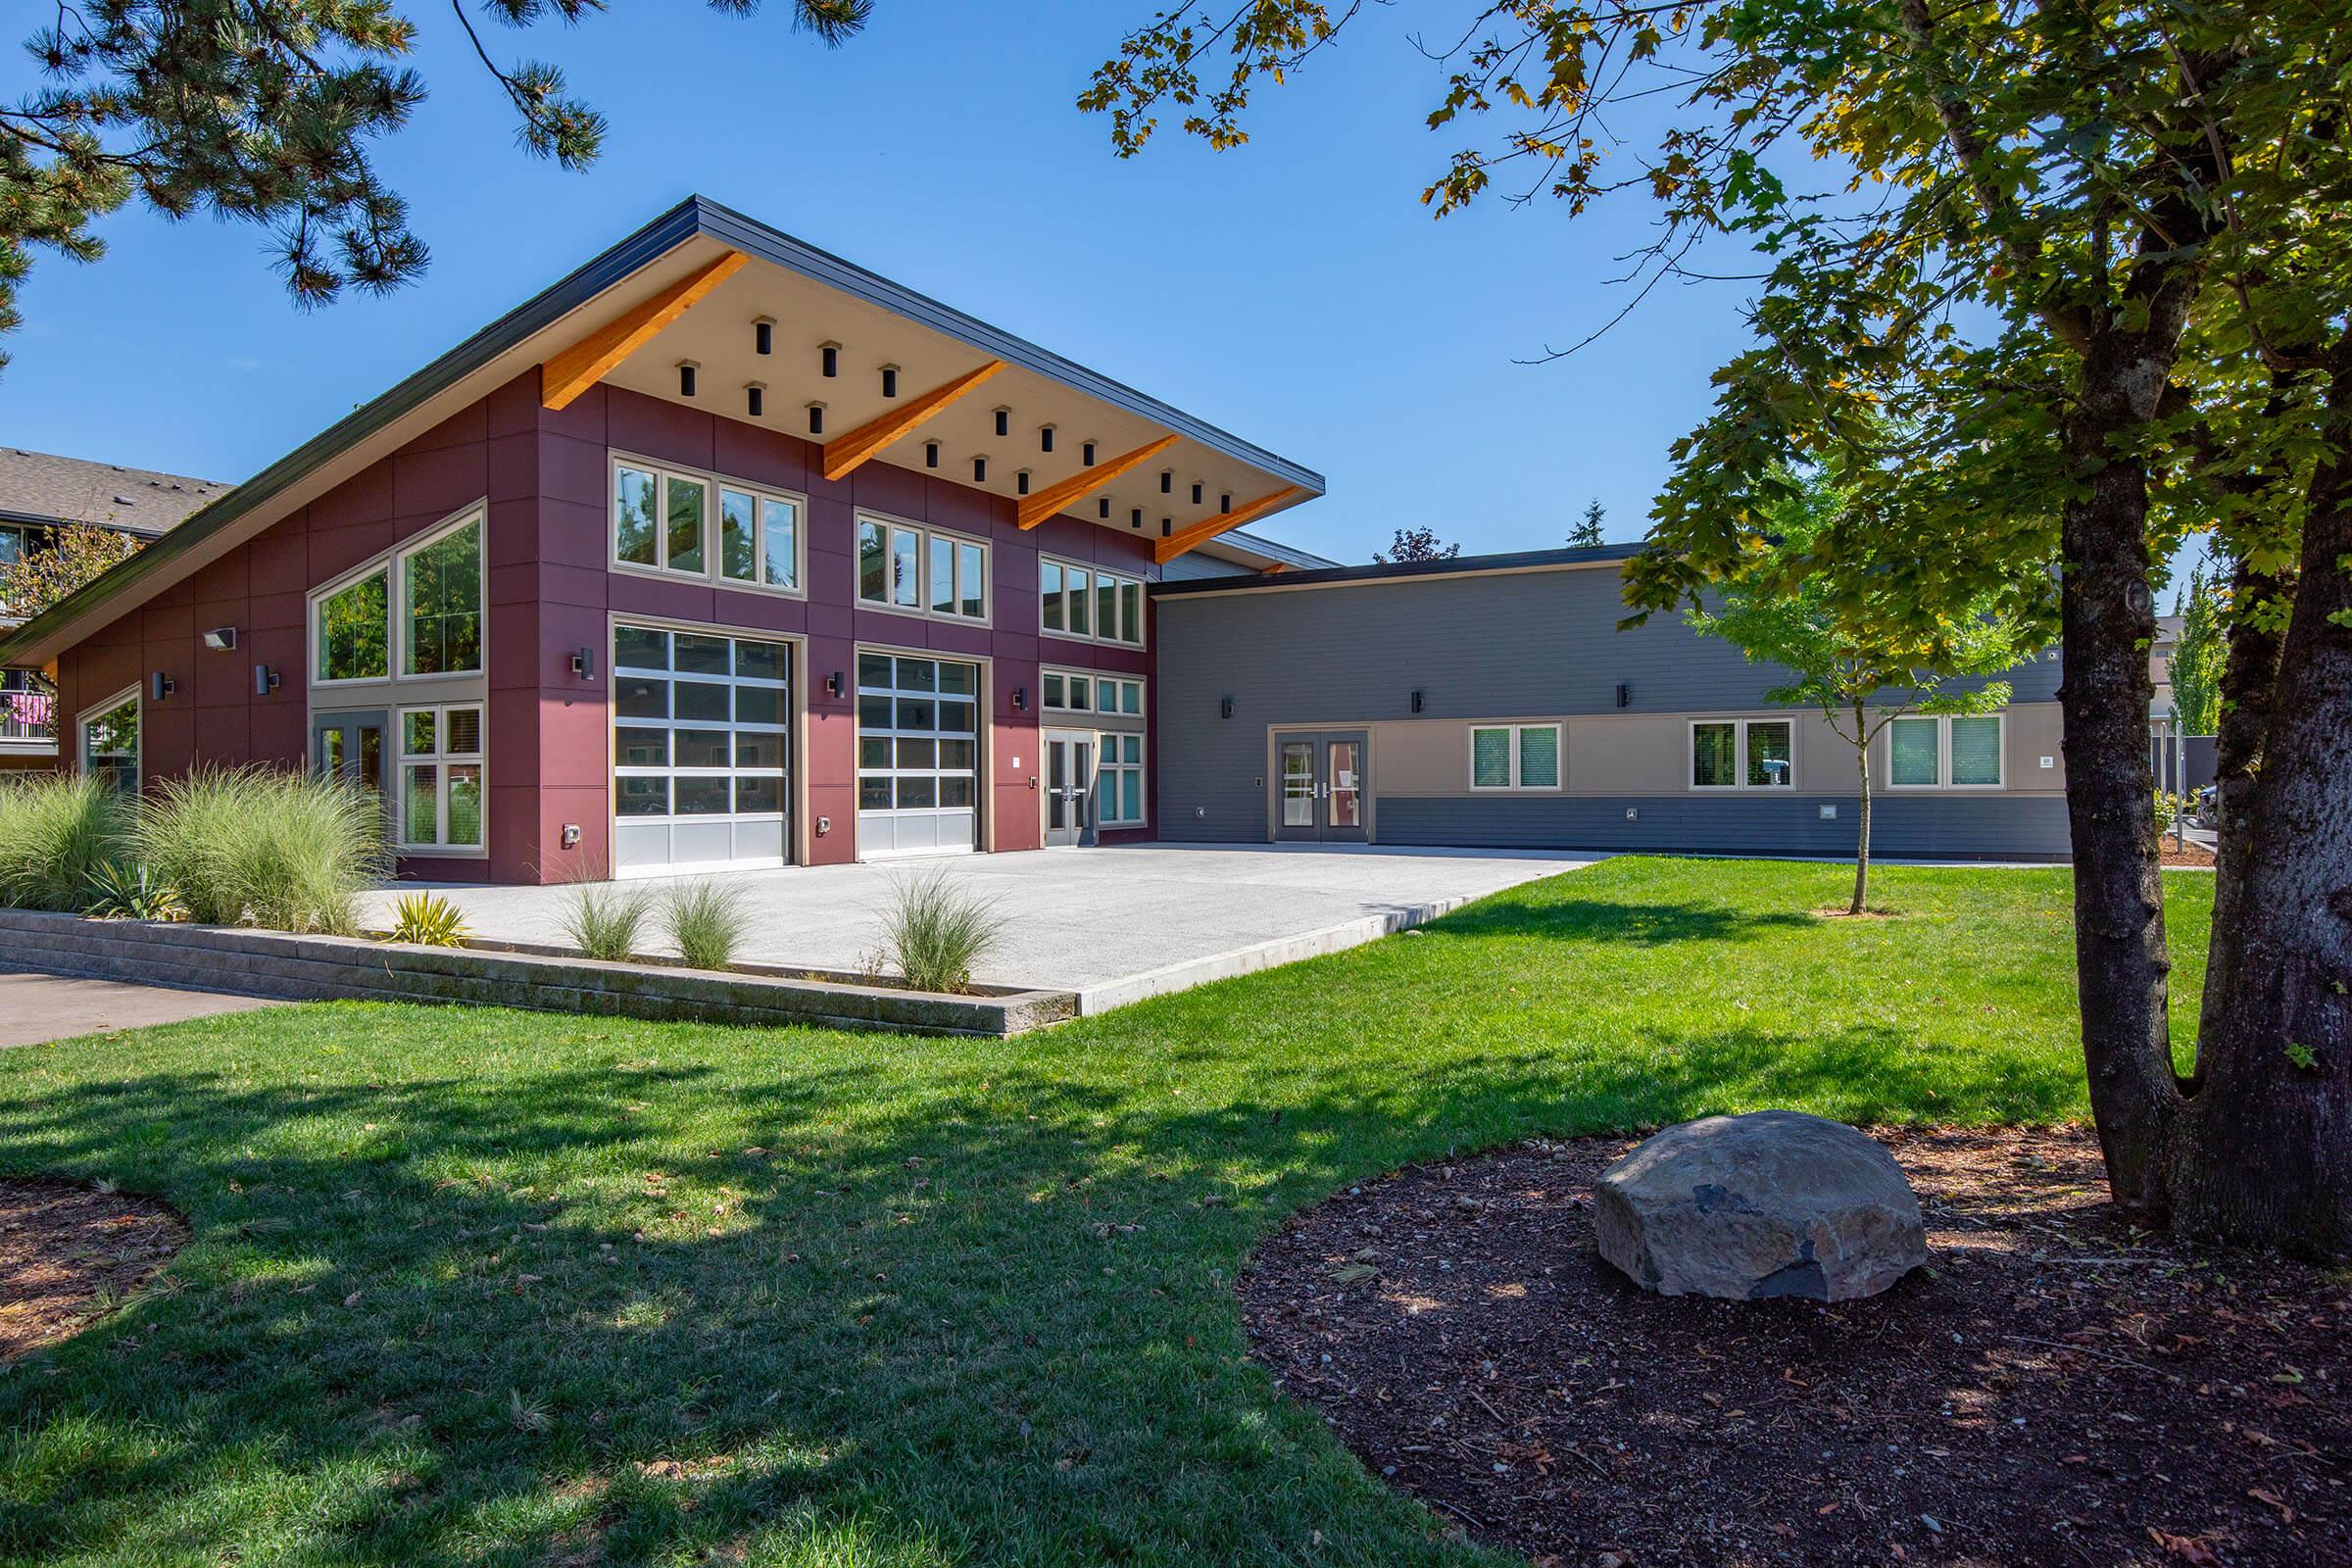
[1850,700,1872,915]
[2057,363,2183,1227]
[2170,425,2352,1258]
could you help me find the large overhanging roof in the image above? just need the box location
[0,195,1326,668]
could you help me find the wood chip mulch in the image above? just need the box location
[0,1178,186,1362]
[1242,1127,2349,1567]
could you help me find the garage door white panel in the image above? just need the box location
[856,653,980,859]
[611,624,792,877]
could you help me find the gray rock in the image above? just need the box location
[1592,1110,1928,1301]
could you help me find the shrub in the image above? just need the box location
[81,861,188,921]
[136,765,388,933]
[559,882,654,963]
[0,773,132,911]
[386,892,472,947]
[662,880,750,971]
[878,865,1004,995]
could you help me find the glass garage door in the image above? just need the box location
[612,623,792,875]
[857,653,980,858]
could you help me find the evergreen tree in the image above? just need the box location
[1568,497,1606,549]
[2171,566,2226,737]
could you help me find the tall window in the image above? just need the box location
[613,456,803,593]
[315,509,483,684]
[1097,733,1146,825]
[856,516,987,622]
[397,705,484,851]
[1041,559,1145,646]
[1887,713,2004,788]
[1470,723,1561,790]
[1690,719,1794,789]
[78,688,139,794]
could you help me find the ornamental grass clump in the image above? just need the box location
[0,773,133,911]
[662,881,750,971]
[135,765,388,933]
[558,882,654,963]
[878,865,1004,996]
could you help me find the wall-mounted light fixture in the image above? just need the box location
[993,406,1010,438]
[569,646,597,681]
[1411,689,1425,713]
[150,672,174,703]
[972,456,988,483]
[1012,685,1029,711]
[806,402,825,435]
[1015,469,1031,496]
[820,341,840,377]
[1221,493,1233,514]
[745,382,765,418]
[1098,497,1111,519]
[562,823,582,849]
[1624,807,1640,821]
[252,663,280,697]
[1160,517,1172,538]
[880,364,900,399]
[824,670,845,700]
[1081,440,1097,466]
[924,441,941,469]
[1191,482,1203,505]
[1131,508,1144,528]
[202,626,237,651]
[1160,469,1173,494]
[1220,696,1235,719]
[1039,425,1055,453]
[1615,681,1632,710]
[676,360,699,398]
[754,317,774,356]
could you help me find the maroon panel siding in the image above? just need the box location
[52,370,1164,884]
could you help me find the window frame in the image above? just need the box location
[1042,666,1146,718]
[1467,722,1563,792]
[1039,557,1147,648]
[309,504,487,691]
[75,684,141,795]
[1687,717,1798,791]
[610,451,808,599]
[1885,711,2007,791]
[395,702,487,857]
[1096,729,1148,827]
[854,511,990,626]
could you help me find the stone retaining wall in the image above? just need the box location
[0,908,1074,1036]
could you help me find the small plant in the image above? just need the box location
[558,882,654,962]
[385,892,472,947]
[81,862,188,921]
[877,865,1004,995]
[0,773,132,911]
[662,881,750,971]
[2284,1041,2321,1073]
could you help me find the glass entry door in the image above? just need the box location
[312,710,389,805]
[1272,730,1369,844]
[1043,730,1095,847]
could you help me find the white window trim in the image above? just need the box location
[1039,557,1148,650]
[610,451,808,598]
[1041,665,1146,719]
[1467,722,1562,792]
[308,503,487,690]
[1096,730,1148,826]
[75,683,141,791]
[1885,711,2007,791]
[854,511,991,626]
[395,703,487,858]
[1687,716,1797,790]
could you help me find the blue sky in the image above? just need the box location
[1,1,2204,587]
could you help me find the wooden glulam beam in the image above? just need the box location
[541,250,748,411]
[1016,434,1179,529]
[1153,485,1305,564]
[1260,563,1291,575]
[820,362,1005,481]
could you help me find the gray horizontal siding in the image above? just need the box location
[1370,794,2071,861]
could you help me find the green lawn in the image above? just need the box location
[0,858,2214,1567]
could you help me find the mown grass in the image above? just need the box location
[0,858,2214,1567]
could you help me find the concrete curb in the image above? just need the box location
[1073,892,1480,1014]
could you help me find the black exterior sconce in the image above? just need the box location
[825,670,845,700]
[676,360,698,398]
[1411,689,1425,713]
[753,317,774,356]
[150,672,174,702]
[1220,696,1234,719]
[253,664,280,696]
[1616,682,1632,709]
[569,647,597,680]
[1012,685,1029,712]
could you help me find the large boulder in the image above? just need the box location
[1592,1110,1928,1301]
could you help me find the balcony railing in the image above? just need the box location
[1,687,56,746]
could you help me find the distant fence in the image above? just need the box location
[2149,726,2218,796]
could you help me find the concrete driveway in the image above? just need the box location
[360,844,1593,1012]
[0,970,281,1048]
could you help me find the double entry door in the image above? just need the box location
[1043,730,1095,848]
[312,710,389,800]
[1274,730,1369,843]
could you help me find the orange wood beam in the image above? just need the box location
[541,250,748,411]
[1260,563,1291,575]
[820,361,1005,481]
[1016,434,1179,529]
[1153,485,1306,564]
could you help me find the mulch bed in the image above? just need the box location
[1,1178,186,1361]
[1243,1127,2348,1567]
[2161,841,2218,867]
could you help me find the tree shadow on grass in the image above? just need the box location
[0,1001,2085,1567]
[1422,897,1820,945]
